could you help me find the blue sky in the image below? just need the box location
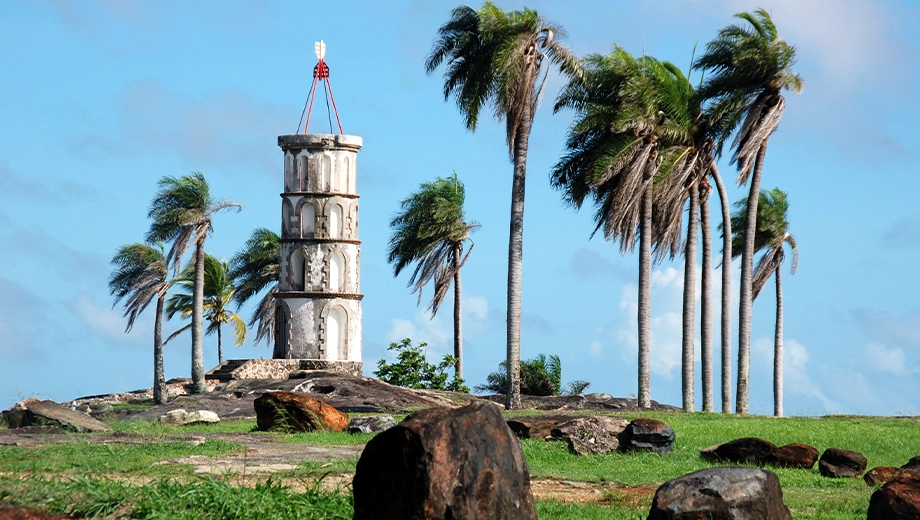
[2,0,919,415]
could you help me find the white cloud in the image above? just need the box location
[753,336,839,413]
[68,293,148,346]
[385,311,450,354]
[465,295,488,321]
[863,342,909,377]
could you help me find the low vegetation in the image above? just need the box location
[2,412,918,519]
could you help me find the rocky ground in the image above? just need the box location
[2,372,680,507]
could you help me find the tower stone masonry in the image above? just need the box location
[273,133,363,375]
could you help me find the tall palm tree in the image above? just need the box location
[166,254,247,365]
[728,188,797,417]
[552,49,699,409]
[425,2,577,409]
[146,172,241,393]
[229,228,280,352]
[695,8,802,414]
[108,242,170,404]
[387,172,478,379]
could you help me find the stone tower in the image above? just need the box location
[274,133,363,376]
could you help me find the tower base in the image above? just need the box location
[206,358,363,382]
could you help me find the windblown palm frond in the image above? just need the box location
[109,243,169,332]
[229,228,279,347]
[387,172,478,316]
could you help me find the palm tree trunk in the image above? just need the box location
[453,242,463,380]
[774,263,783,417]
[681,184,699,412]
[710,161,732,414]
[638,172,653,409]
[699,185,713,413]
[217,322,223,365]
[737,140,769,414]
[153,293,166,405]
[192,236,206,394]
[505,89,534,412]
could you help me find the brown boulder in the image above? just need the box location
[549,416,628,456]
[648,467,792,520]
[619,418,675,454]
[2,399,109,432]
[903,455,920,469]
[352,400,536,520]
[868,473,920,519]
[865,466,915,487]
[818,448,867,478]
[253,391,347,432]
[763,443,819,469]
[700,437,776,464]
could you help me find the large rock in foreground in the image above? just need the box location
[253,392,347,432]
[648,467,792,520]
[2,399,109,432]
[353,400,536,520]
[868,473,920,519]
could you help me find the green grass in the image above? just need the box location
[3,412,919,519]
[0,476,352,520]
[0,439,243,476]
[525,412,920,519]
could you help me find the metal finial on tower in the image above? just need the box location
[297,39,344,135]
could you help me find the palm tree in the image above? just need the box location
[146,172,241,393]
[387,173,478,379]
[694,8,802,414]
[108,242,170,404]
[728,188,797,417]
[166,254,247,365]
[553,49,702,409]
[425,2,577,410]
[229,228,280,353]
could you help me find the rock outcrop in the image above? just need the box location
[352,400,536,520]
[253,391,348,432]
[648,467,791,520]
[506,416,573,440]
[619,418,675,454]
[818,448,867,478]
[549,416,628,456]
[347,415,396,435]
[2,399,109,432]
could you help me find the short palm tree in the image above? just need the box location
[146,172,241,393]
[108,242,170,404]
[387,172,478,379]
[553,49,698,409]
[728,188,797,417]
[695,8,802,413]
[425,2,577,410]
[229,228,280,353]
[166,254,247,365]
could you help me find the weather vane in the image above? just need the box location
[297,40,344,135]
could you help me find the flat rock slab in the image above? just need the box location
[648,467,792,520]
[3,400,109,433]
[0,504,71,520]
[484,394,680,412]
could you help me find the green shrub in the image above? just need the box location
[374,338,469,393]
[475,354,590,396]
